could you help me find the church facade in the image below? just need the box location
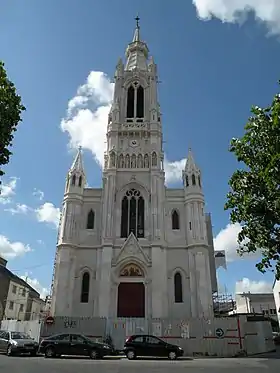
[51,21,218,320]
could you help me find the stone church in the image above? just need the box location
[51,20,218,320]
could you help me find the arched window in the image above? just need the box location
[152,152,157,167]
[174,272,183,303]
[120,189,144,238]
[185,175,189,187]
[81,272,90,303]
[110,152,116,167]
[131,154,136,168]
[86,209,95,229]
[192,174,196,185]
[172,210,180,230]
[125,154,130,168]
[136,85,144,118]
[71,174,76,186]
[127,86,135,118]
[78,176,82,187]
[198,175,201,187]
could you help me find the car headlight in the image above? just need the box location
[103,345,111,349]
[178,347,183,350]
[11,341,18,346]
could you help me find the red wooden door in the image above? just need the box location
[117,282,145,317]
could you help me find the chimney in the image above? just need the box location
[0,256,7,267]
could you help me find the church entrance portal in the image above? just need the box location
[117,282,145,318]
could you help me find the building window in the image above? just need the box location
[126,83,144,119]
[9,301,14,310]
[78,176,82,187]
[198,175,201,187]
[22,288,26,297]
[72,174,76,186]
[192,174,196,185]
[19,304,24,312]
[81,272,90,303]
[174,272,183,303]
[189,222,192,230]
[12,285,17,294]
[185,175,189,187]
[120,189,144,238]
[126,86,135,118]
[136,85,144,118]
[86,210,95,229]
[152,152,157,167]
[172,210,180,230]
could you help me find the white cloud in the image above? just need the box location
[0,177,18,204]
[35,202,60,228]
[0,235,31,259]
[213,222,261,262]
[33,188,44,201]
[61,71,186,183]
[235,277,273,293]
[193,0,280,35]
[4,203,32,215]
[20,274,49,299]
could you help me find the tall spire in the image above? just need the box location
[185,148,197,172]
[125,16,149,71]
[70,146,85,174]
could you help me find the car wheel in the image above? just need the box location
[168,351,177,360]
[45,346,55,358]
[6,345,13,356]
[126,350,136,360]
[89,349,98,359]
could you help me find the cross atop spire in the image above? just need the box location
[135,15,140,28]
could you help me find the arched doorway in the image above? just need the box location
[117,264,145,318]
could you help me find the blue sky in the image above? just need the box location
[0,0,279,298]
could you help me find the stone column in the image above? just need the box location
[195,251,213,318]
[151,246,166,318]
[98,246,113,317]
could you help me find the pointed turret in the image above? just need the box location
[182,148,202,190]
[65,147,86,194]
[125,16,149,71]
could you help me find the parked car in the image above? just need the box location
[272,332,280,345]
[39,333,113,359]
[0,331,39,356]
[123,334,184,360]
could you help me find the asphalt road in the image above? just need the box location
[0,352,279,373]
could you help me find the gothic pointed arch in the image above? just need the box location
[125,154,130,168]
[137,154,143,168]
[185,175,189,187]
[71,174,76,186]
[110,151,116,167]
[120,263,144,277]
[86,209,95,229]
[131,154,136,168]
[136,85,144,118]
[81,272,90,303]
[171,209,180,230]
[192,174,196,185]
[152,152,157,167]
[119,153,124,168]
[144,154,149,168]
[198,175,201,187]
[120,188,144,238]
[174,272,183,303]
[78,175,83,187]
[126,85,135,118]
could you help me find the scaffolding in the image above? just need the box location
[213,292,235,316]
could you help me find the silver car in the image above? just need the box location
[0,331,39,356]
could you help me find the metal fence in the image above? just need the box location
[1,315,275,357]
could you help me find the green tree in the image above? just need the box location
[0,61,25,183]
[225,85,280,280]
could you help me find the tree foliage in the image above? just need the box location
[0,61,25,182]
[225,84,280,280]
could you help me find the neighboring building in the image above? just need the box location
[51,19,220,319]
[273,279,280,326]
[0,256,45,321]
[233,293,278,320]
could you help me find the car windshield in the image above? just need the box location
[11,332,32,340]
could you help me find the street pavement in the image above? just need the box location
[0,351,279,373]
